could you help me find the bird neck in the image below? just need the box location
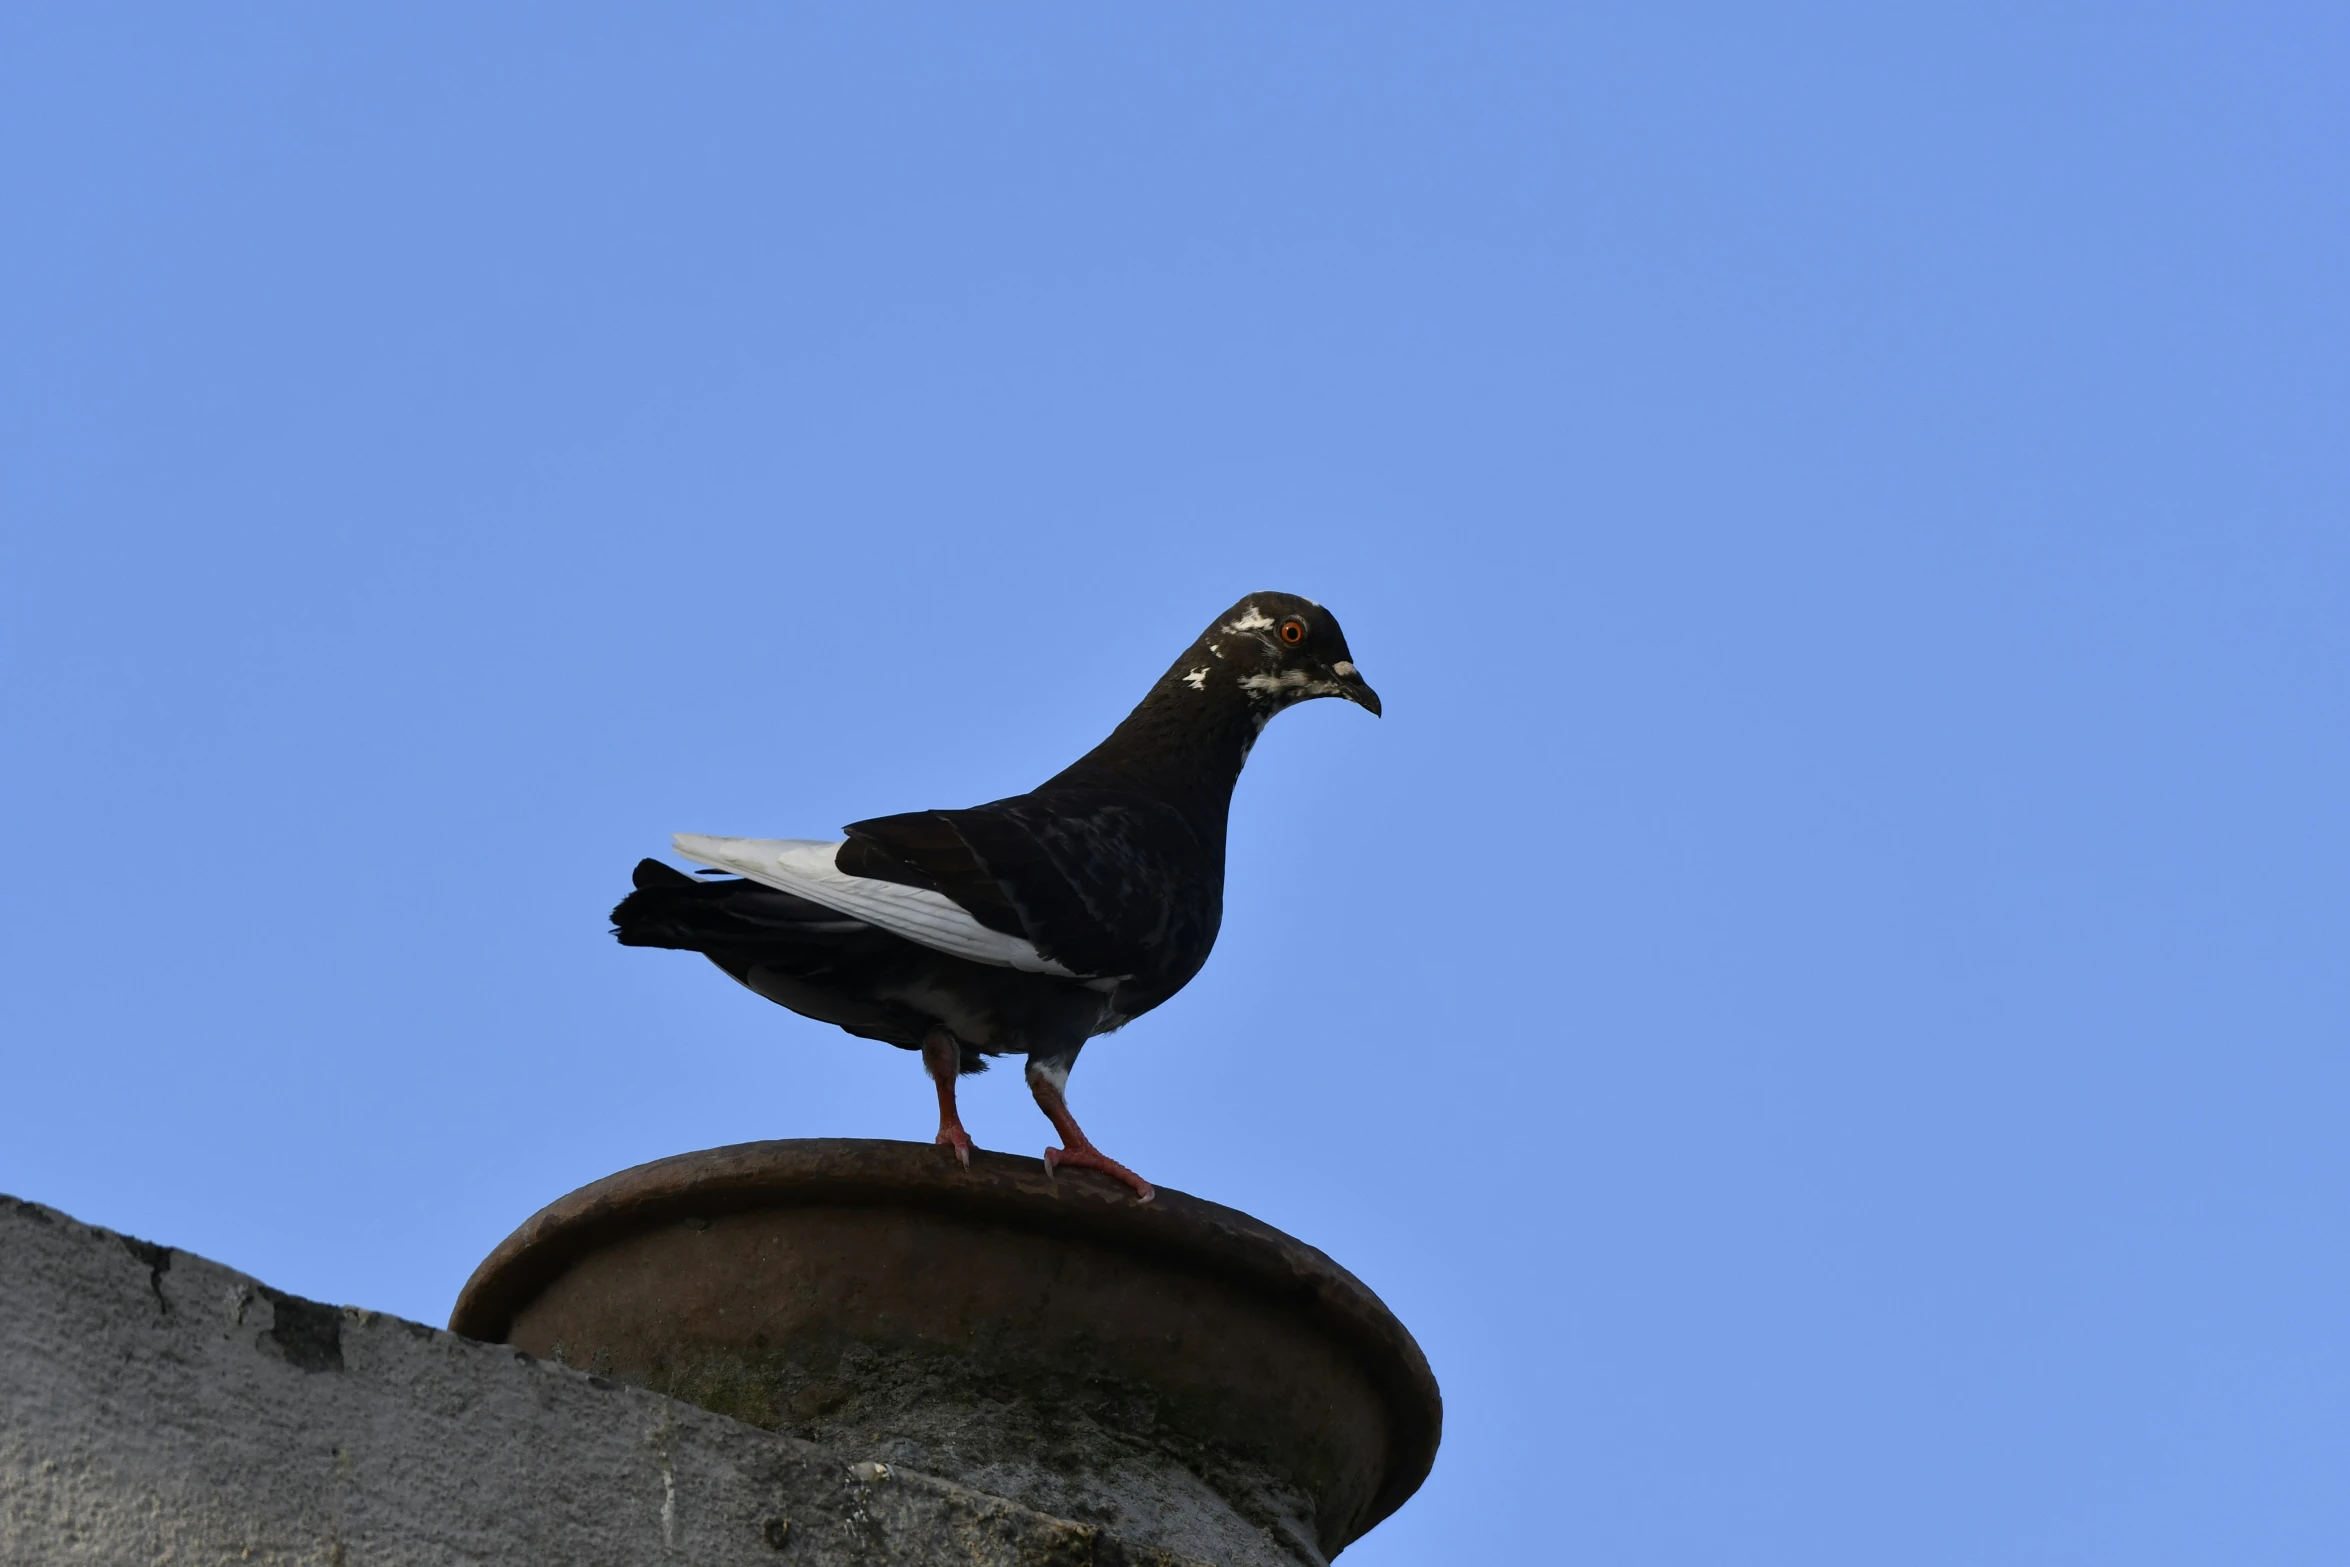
[1041,660,1266,844]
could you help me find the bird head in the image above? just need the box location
[1191,592,1382,718]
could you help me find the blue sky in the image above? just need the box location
[3,6,2344,1562]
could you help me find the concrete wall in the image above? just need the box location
[0,1196,1202,1566]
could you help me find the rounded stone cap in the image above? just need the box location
[452,1139,1440,1559]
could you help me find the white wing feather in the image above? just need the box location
[670,834,1080,978]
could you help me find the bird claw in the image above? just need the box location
[1044,1145,1155,1203]
[936,1127,974,1169]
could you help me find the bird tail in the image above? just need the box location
[611,859,872,951]
[610,859,712,949]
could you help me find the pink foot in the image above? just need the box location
[923,1030,977,1171]
[1044,1143,1156,1203]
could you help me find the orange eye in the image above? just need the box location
[1279,619,1306,645]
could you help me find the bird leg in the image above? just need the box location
[1026,1051,1154,1203]
[923,1029,975,1168]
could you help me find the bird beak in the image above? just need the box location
[1332,663,1382,716]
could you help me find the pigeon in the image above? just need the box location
[610,592,1380,1201]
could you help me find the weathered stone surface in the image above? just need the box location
[450,1142,1440,1567]
[0,1196,1204,1566]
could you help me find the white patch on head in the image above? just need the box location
[1332,660,1357,677]
[1221,605,1276,634]
[1183,666,1210,691]
[1237,669,1352,733]
[1240,668,1347,702]
[1240,669,1308,697]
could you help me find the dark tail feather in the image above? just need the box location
[633,858,698,891]
[611,858,872,951]
[611,858,730,949]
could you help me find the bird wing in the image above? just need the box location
[844,790,1210,985]
[668,834,1080,977]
